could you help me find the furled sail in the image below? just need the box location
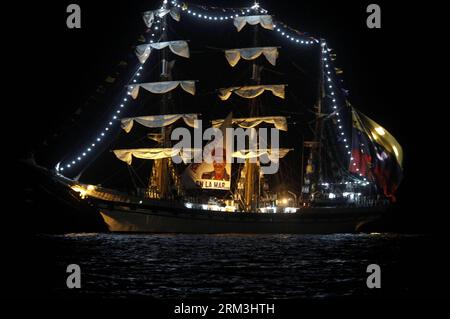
[231,148,292,161]
[212,116,288,131]
[225,47,279,67]
[128,81,196,99]
[218,85,286,101]
[121,114,199,133]
[349,107,403,200]
[113,148,200,165]
[233,15,274,32]
[136,41,190,64]
[142,7,180,28]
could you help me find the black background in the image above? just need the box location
[5,0,448,305]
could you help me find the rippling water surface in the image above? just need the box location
[29,233,442,299]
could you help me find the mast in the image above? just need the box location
[217,11,288,212]
[243,24,261,212]
[151,0,172,199]
[310,39,325,198]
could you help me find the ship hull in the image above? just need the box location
[97,202,384,234]
[21,159,389,234]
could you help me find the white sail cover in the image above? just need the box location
[231,148,292,161]
[142,7,180,28]
[113,148,199,165]
[121,114,199,133]
[128,81,196,99]
[219,85,286,101]
[136,41,190,64]
[233,15,274,32]
[225,47,278,67]
[212,116,288,131]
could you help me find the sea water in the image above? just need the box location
[16,233,445,299]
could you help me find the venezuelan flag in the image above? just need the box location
[349,107,403,201]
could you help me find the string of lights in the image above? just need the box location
[174,0,365,185]
[320,41,367,185]
[58,65,147,172]
[57,2,169,173]
[58,0,360,186]
[171,0,317,45]
[321,41,350,155]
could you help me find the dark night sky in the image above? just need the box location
[8,1,443,232]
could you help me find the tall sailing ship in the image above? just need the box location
[45,1,403,233]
